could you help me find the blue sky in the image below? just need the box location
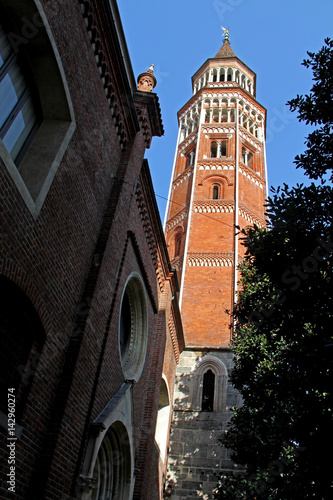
[118,0,333,218]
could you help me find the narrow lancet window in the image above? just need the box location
[202,369,215,412]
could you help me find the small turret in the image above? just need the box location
[137,64,157,92]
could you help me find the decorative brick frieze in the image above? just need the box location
[172,167,193,189]
[202,126,235,135]
[239,128,262,150]
[188,252,234,267]
[165,208,189,233]
[79,0,139,150]
[239,164,264,188]
[193,200,234,213]
[135,180,165,292]
[178,132,198,152]
[198,162,234,171]
[168,319,181,364]
[238,203,266,227]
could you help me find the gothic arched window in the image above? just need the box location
[202,369,215,412]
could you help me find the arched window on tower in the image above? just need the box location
[174,233,182,258]
[212,184,219,200]
[210,142,217,158]
[202,369,215,412]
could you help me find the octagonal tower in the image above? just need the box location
[164,31,268,498]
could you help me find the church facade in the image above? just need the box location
[164,31,267,499]
[0,1,183,499]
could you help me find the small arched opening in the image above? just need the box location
[212,184,219,200]
[202,369,215,412]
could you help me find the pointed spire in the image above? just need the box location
[214,27,236,59]
[137,64,157,92]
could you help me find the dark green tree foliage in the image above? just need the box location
[288,38,333,182]
[215,39,333,499]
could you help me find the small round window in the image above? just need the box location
[119,274,147,381]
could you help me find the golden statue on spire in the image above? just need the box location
[221,26,230,42]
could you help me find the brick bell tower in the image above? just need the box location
[164,29,267,498]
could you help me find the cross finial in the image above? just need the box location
[221,26,230,42]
